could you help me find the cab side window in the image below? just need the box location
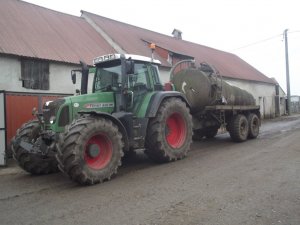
[128,63,150,90]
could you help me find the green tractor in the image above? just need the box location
[12,54,193,185]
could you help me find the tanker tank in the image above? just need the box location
[170,62,256,113]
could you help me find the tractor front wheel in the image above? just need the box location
[145,98,193,163]
[56,116,123,185]
[11,120,59,175]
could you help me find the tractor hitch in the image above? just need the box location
[13,131,56,156]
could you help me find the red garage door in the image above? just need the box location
[5,92,70,149]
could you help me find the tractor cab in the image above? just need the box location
[92,54,163,113]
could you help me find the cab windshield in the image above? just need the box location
[94,60,121,92]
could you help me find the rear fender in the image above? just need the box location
[145,91,190,118]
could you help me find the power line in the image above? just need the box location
[232,34,282,51]
[289,30,300,33]
[232,30,300,51]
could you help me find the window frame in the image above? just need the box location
[20,58,50,90]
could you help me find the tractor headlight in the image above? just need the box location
[49,116,56,124]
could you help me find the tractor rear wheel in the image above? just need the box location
[228,114,249,142]
[145,98,193,163]
[56,116,123,185]
[247,113,260,139]
[11,120,59,175]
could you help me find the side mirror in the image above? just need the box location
[71,71,76,84]
[125,60,134,74]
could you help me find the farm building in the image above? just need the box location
[0,0,285,164]
[291,96,300,113]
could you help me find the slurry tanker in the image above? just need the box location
[169,60,260,142]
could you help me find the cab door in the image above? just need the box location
[127,62,152,114]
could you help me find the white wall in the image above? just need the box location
[225,78,276,118]
[278,87,286,116]
[49,63,81,94]
[159,67,171,83]
[0,56,80,94]
[0,56,21,91]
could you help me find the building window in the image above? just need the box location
[21,59,49,90]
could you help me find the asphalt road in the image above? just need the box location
[0,115,300,225]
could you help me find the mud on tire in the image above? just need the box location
[247,113,260,139]
[11,120,59,175]
[56,116,123,185]
[228,114,249,142]
[145,98,193,163]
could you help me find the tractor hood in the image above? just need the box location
[68,92,115,117]
[43,92,115,132]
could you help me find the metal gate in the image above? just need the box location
[0,91,6,166]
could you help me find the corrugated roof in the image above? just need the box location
[0,1,275,84]
[0,0,115,65]
[82,11,276,84]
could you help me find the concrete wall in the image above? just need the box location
[225,78,276,119]
[0,56,80,94]
[0,91,6,165]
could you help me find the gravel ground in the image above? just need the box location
[0,115,299,225]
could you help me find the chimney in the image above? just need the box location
[172,29,182,40]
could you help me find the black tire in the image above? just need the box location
[204,127,219,139]
[56,116,123,185]
[228,114,249,142]
[247,113,260,139]
[11,120,59,175]
[145,98,193,163]
[193,129,204,141]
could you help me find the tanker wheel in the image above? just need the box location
[56,116,123,185]
[145,97,193,163]
[204,127,219,139]
[228,114,249,142]
[193,129,204,141]
[11,120,59,175]
[247,113,259,139]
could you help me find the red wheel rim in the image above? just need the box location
[165,112,187,148]
[84,133,113,170]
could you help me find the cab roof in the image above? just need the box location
[93,54,161,65]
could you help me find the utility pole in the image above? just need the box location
[284,29,291,115]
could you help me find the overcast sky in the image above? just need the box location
[24,0,300,95]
